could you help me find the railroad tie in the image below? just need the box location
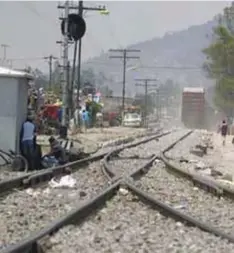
[59,140,73,151]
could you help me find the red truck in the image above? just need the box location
[181,87,205,129]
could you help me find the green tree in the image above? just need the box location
[203,4,234,115]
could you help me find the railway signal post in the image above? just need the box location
[58,1,107,129]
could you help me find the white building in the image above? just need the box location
[0,67,33,153]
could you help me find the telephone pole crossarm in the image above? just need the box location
[109,56,140,59]
[57,4,106,12]
[109,56,125,59]
[109,49,141,53]
[135,78,158,82]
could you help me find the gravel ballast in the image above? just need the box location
[45,191,234,253]
[105,129,188,177]
[94,129,161,156]
[165,130,202,160]
[106,158,150,177]
[136,161,234,235]
[0,169,28,182]
[0,161,109,249]
[118,129,187,158]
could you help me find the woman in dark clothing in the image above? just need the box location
[220,120,228,146]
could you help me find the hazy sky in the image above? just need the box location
[0,1,231,72]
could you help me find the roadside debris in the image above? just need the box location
[48,175,76,188]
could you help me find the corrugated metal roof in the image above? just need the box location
[183,87,204,93]
[0,66,34,79]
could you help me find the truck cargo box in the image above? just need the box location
[181,87,205,129]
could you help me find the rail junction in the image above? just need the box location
[1,128,234,253]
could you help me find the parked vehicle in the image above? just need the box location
[123,112,142,127]
[102,111,121,126]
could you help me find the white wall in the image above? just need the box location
[0,76,28,153]
[16,78,28,152]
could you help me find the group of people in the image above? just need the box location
[28,87,45,112]
[73,107,91,131]
[20,115,67,170]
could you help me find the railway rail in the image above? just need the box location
[103,129,186,179]
[0,129,165,251]
[3,128,234,253]
[43,189,234,253]
[0,129,160,195]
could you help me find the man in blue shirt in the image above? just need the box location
[20,115,36,170]
[82,110,89,131]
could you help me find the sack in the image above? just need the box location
[42,156,59,168]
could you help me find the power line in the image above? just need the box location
[109,49,141,110]
[4,57,205,70]
[2,56,209,71]
[19,2,58,28]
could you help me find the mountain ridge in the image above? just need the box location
[83,18,218,96]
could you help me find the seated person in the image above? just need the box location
[43,136,67,167]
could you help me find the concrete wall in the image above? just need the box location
[0,76,28,153]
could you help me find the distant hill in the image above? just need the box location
[83,19,218,97]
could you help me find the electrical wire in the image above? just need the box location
[11,2,225,76]
[6,55,227,74]
[19,2,59,29]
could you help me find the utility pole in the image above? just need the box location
[109,49,140,111]
[57,1,69,129]
[58,1,107,129]
[1,44,10,60]
[135,78,158,127]
[1,44,10,67]
[44,55,58,90]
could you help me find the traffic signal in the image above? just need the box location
[61,13,86,41]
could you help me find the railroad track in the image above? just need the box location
[3,128,234,253]
[0,129,160,195]
[42,189,234,253]
[0,160,110,249]
[0,129,164,251]
[103,129,183,179]
[0,131,143,183]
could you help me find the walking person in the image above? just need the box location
[20,115,37,170]
[82,109,89,132]
[219,120,228,146]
